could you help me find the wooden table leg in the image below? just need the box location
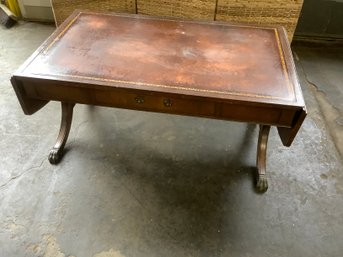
[256,125,271,192]
[48,102,75,164]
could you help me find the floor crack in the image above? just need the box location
[67,119,89,147]
[0,157,47,189]
[294,50,343,159]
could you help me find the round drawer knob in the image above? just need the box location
[163,98,173,107]
[135,96,144,104]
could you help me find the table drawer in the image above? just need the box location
[95,90,216,117]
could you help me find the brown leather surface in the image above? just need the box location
[24,12,297,104]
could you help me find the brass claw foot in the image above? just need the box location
[48,102,74,165]
[256,173,268,192]
[256,125,270,193]
[48,148,60,164]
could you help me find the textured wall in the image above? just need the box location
[51,0,305,40]
[216,0,304,40]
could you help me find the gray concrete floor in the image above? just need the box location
[0,22,342,257]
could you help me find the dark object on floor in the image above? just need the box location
[0,4,17,28]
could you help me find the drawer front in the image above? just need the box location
[95,90,216,117]
[21,81,216,117]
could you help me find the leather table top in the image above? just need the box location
[18,11,305,107]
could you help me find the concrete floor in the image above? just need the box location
[0,22,342,257]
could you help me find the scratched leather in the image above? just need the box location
[26,13,295,102]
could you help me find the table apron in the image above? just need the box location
[19,80,298,128]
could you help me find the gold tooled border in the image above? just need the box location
[44,12,81,54]
[40,11,295,102]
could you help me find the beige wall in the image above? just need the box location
[18,0,54,21]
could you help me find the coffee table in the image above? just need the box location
[11,10,306,192]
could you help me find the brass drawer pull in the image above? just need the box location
[134,96,144,104]
[163,98,173,107]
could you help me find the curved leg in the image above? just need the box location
[48,102,75,164]
[256,125,271,192]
